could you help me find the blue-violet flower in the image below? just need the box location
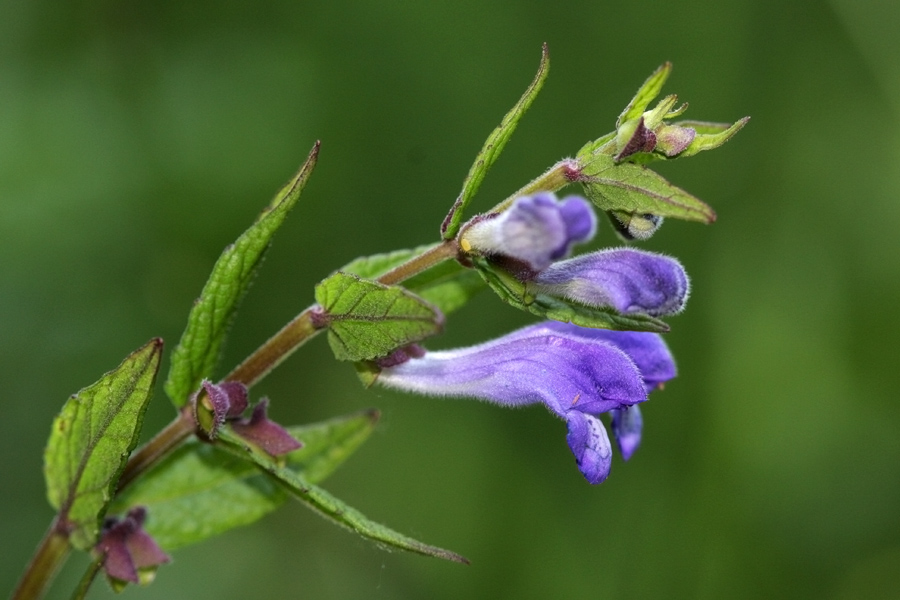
[461,193,688,317]
[376,321,675,484]
[460,193,596,272]
[530,248,689,316]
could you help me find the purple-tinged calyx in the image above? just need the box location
[530,248,689,317]
[95,507,169,585]
[460,193,596,273]
[192,381,248,440]
[192,380,301,456]
[231,398,302,456]
[376,321,675,484]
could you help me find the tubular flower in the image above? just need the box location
[530,248,689,316]
[461,193,689,317]
[376,321,675,484]
[460,193,596,272]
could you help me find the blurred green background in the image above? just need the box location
[3,0,899,598]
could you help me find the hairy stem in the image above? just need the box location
[489,158,579,214]
[223,238,459,387]
[15,218,462,600]
[376,239,458,285]
[223,308,320,388]
[11,519,72,600]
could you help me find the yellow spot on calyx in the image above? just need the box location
[460,238,472,253]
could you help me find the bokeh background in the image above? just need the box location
[3,0,899,598]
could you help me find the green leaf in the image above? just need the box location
[675,117,750,158]
[341,245,485,315]
[474,259,668,332]
[315,272,444,361]
[616,62,672,128]
[164,142,320,407]
[578,153,716,223]
[109,410,379,551]
[441,43,550,239]
[217,427,469,564]
[574,131,616,160]
[44,339,163,550]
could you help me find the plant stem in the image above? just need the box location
[376,239,458,285]
[15,226,461,600]
[11,518,72,600]
[488,158,578,215]
[222,238,459,388]
[117,408,196,493]
[223,307,321,388]
[70,558,102,600]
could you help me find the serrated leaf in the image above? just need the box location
[474,259,669,333]
[44,339,162,550]
[315,272,444,361]
[341,245,485,315]
[441,44,550,239]
[109,410,379,550]
[164,142,320,407]
[616,62,671,128]
[579,153,716,223]
[217,428,468,564]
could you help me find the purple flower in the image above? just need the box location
[460,194,689,318]
[95,507,169,585]
[376,322,675,484]
[460,193,596,272]
[192,381,301,456]
[531,248,689,316]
